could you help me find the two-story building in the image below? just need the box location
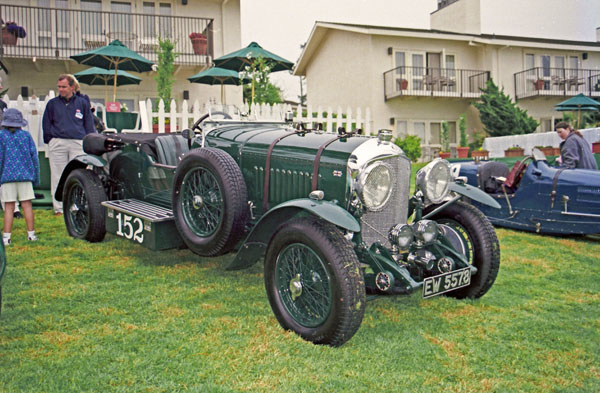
[0,0,242,110]
[294,0,600,160]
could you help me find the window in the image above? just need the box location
[37,0,70,48]
[430,122,441,145]
[143,2,156,38]
[395,120,407,139]
[159,3,172,38]
[525,53,535,69]
[413,122,426,144]
[110,2,132,35]
[81,0,103,44]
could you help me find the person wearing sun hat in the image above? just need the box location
[0,108,40,245]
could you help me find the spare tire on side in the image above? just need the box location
[172,148,248,256]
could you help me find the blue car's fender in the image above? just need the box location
[226,198,360,270]
[55,154,106,201]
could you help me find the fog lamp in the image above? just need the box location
[389,223,414,249]
[413,220,439,243]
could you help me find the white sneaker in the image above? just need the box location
[28,235,38,241]
[3,238,10,246]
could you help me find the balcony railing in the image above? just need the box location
[384,66,490,100]
[0,5,214,65]
[515,67,600,100]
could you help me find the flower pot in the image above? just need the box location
[152,124,171,134]
[534,79,545,90]
[1,29,17,46]
[504,148,524,157]
[399,79,408,90]
[191,37,207,55]
[456,146,470,158]
[537,147,555,156]
[438,151,451,159]
[593,142,600,154]
[471,150,489,160]
[553,147,561,156]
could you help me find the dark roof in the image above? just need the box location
[316,21,600,48]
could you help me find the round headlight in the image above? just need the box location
[416,159,451,204]
[358,162,394,211]
[413,220,439,243]
[389,223,414,249]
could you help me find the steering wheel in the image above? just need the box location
[191,111,233,132]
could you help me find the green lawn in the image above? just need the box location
[0,210,598,393]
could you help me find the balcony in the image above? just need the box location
[515,67,600,100]
[0,5,214,66]
[384,66,490,101]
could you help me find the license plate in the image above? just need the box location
[422,267,471,298]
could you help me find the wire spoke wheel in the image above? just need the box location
[63,169,107,243]
[67,183,90,236]
[275,243,332,328]
[181,167,223,237]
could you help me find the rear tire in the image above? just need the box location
[63,169,107,242]
[424,201,500,299]
[264,217,365,346]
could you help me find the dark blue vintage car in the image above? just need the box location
[454,148,600,235]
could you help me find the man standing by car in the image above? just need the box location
[43,74,96,215]
[555,121,598,170]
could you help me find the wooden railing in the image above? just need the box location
[384,66,490,100]
[0,4,214,65]
[514,67,600,99]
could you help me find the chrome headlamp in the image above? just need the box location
[415,158,451,204]
[357,161,394,211]
[389,224,414,249]
[413,220,439,243]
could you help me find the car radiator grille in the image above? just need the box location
[360,156,410,248]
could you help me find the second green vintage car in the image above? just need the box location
[56,106,501,346]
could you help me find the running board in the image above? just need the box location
[102,199,183,250]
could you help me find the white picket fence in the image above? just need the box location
[138,99,373,135]
[3,91,56,152]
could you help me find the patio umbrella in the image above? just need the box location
[213,41,294,102]
[188,67,251,104]
[74,67,141,104]
[554,93,600,128]
[70,40,154,102]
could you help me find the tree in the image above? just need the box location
[242,56,283,105]
[473,79,538,137]
[440,121,450,152]
[154,37,178,111]
[458,114,468,147]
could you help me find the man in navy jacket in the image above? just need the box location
[42,74,96,215]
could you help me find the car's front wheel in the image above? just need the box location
[264,217,365,347]
[63,169,107,242]
[424,201,500,299]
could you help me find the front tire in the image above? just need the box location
[264,217,366,347]
[424,201,500,299]
[63,169,107,242]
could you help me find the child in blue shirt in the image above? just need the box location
[0,108,40,245]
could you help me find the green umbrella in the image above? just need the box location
[70,40,154,102]
[188,67,251,104]
[213,41,294,102]
[74,67,141,104]
[554,94,600,128]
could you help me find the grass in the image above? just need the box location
[0,210,599,393]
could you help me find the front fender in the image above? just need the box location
[449,182,501,209]
[55,154,106,201]
[226,199,360,270]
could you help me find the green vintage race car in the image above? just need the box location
[56,106,501,346]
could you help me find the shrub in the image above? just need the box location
[458,114,468,147]
[441,121,450,152]
[394,135,422,162]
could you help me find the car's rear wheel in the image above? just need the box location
[172,148,248,256]
[264,217,365,347]
[424,201,500,299]
[63,169,107,242]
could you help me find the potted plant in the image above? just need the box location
[399,78,408,90]
[153,37,178,133]
[534,79,545,90]
[534,145,557,156]
[457,114,470,158]
[189,32,207,55]
[504,145,524,157]
[1,21,26,46]
[471,148,489,160]
[438,121,451,159]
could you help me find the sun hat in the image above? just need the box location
[1,108,28,128]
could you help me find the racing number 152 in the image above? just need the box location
[115,212,144,243]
